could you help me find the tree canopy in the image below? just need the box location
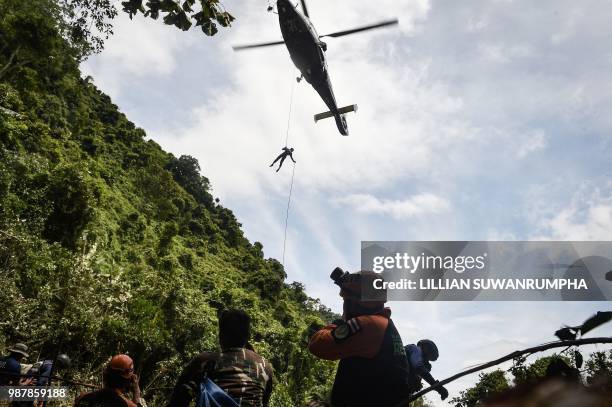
[451,351,612,407]
[121,0,235,36]
[0,0,234,61]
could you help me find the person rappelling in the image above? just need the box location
[269,147,296,172]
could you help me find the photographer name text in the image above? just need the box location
[373,278,588,291]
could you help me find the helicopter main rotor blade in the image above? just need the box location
[300,0,310,17]
[319,19,399,39]
[232,40,286,51]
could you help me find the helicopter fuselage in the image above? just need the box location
[276,0,348,135]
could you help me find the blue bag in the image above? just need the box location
[195,364,240,407]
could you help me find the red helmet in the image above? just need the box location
[108,354,134,379]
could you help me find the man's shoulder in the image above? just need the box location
[1,356,20,371]
[243,349,274,374]
[322,314,390,344]
[188,351,220,371]
[405,343,418,352]
[352,313,390,333]
[193,350,218,360]
[242,348,264,361]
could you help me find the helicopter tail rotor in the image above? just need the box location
[314,104,357,122]
[314,104,357,136]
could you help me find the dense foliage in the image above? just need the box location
[451,370,509,407]
[121,0,234,37]
[585,350,612,385]
[1,0,232,61]
[0,0,335,405]
[451,352,612,407]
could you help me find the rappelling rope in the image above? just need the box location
[281,162,296,267]
[281,71,297,268]
[283,71,296,147]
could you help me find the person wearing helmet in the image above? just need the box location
[75,354,146,407]
[269,146,296,172]
[404,340,449,400]
[308,269,411,407]
[14,354,72,407]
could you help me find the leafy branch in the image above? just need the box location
[121,0,235,36]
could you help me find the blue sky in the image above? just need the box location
[83,0,612,404]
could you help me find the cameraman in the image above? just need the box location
[308,270,410,407]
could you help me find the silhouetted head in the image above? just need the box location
[290,148,294,152]
[417,339,439,362]
[338,271,387,319]
[219,309,251,349]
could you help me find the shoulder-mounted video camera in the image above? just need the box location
[330,267,350,287]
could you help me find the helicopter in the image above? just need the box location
[233,0,398,136]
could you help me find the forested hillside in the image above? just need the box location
[0,0,335,404]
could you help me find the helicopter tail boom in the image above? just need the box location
[314,104,358,122]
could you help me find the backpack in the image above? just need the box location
[195,361,240,407]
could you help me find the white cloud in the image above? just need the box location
[535,185,612,240]
[334,193,450,219]
[81,14,193,96]
[305,0,431,35]
[478,43,533,64]
[516,129,547,158]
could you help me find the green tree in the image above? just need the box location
[166,154,214,208]
[451,370,509,407]
[0,0,74,80]
[409,397,434,407]
[0,0,233,62]
[584,350,612,385]
[121,0,234,36]
[509,354,570,385]
[58,0,117,56]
